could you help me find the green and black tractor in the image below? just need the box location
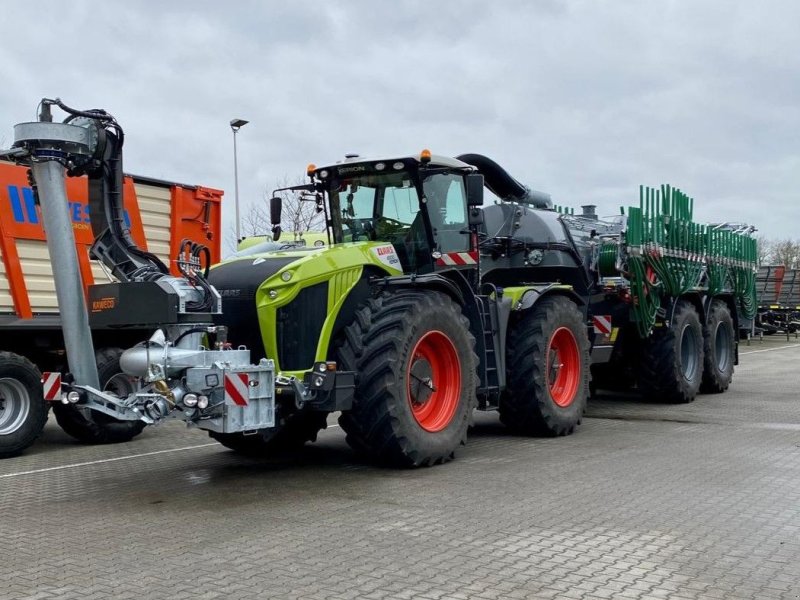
[208,150,758,467]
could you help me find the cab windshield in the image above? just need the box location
[326,169,469,272]
[327,171,429,271]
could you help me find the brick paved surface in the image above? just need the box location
[1,338,799,599]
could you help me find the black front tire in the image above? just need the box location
[0,352,47,458]
[501,296,589,436]
[701,299,735,394]
[637,300,704,403]
[337,291,478,467]
[53,348,146,444]
[209,410,329,456]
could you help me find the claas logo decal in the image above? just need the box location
[6,185,131,228]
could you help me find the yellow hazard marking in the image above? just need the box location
[610,327,619,342]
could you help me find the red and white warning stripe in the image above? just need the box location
[42,372,62,401]
[592,315,612,335]
[436,251,478,267]
[224,372,250,407]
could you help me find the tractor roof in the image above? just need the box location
[315,152,474,173]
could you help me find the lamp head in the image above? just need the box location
[230,118,249,131]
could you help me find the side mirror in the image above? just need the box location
[465,173,484,206]
[269,196,282,241]
[269,196,282,225]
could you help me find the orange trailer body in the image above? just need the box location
[0,161,222,319]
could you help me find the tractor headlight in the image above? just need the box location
[197,395,209,410]
[268,290,278,299]
[183,393,198,407]
[281,271,293,282]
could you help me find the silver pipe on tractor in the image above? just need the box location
[11,119,101,389]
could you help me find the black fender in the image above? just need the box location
[371,272,467,306]
[371,271,489,382]
[514,284,587,314]
[667,293,705,327]
[327,270,478,361]
[510,285,589,358]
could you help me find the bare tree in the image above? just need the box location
[270,175,326,239]
[770,238,800,269]
[226,201,272,253]
[756,235,773,266]
[226,175,327,253]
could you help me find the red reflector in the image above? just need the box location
[42,372,62,401]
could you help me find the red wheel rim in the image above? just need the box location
[406,330,462,432]
[547,327,580,407]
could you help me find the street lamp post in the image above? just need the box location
[230,118,249,242]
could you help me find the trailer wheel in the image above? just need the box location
[700,300,735,394]
[337,291,478,467]
[501,296,589,436]
[0,352,47,458]
[637,300,704,403]
[53,348,146,444]
[208,410,328,456]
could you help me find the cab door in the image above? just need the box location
[422,172,476,270]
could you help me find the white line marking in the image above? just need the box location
[740,344,800,355]
[0,443,219,479]
[1,424,343,479]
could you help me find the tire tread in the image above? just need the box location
[337,291,478,467]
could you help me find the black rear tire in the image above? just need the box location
[501,296,589,436]
[637,300,704,403]
[700,300,735,394]
[337,291,478,467]
[209,410,328,456]
[0,352,47,458]
[53,348,146,444]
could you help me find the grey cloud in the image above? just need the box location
[1,1,797,247]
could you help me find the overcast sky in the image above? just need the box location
[2,1,797,250]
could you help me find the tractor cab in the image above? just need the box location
[306,152,483,274]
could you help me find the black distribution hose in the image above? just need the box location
[457,153,527,199]
[52,99,214,311]
[456,153,552,208]
[50,98,168,280]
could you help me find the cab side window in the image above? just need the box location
[423,173,469,253]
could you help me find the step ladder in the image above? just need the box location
[475,294,501,410]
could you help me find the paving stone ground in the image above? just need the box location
[1,337,799,600]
